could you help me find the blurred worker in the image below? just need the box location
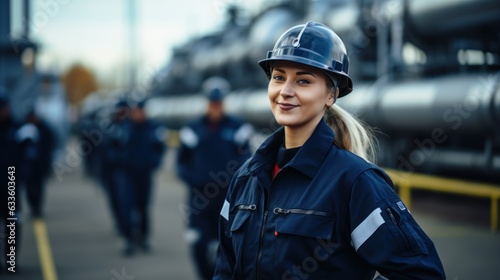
[122,99,165,254]
[78,106,102,181]
[0,90,23,273]
[176,77,253,280]
[100,99,132,250]
[18,109,55,218]
[79,94,105,181]
[102,98,166,256]
[35,73,70,162]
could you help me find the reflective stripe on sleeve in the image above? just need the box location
[16,123,39,142]
[221,200,230,221]
[234,123,254,144]
[351,207,385,251]
[179,127,199,148]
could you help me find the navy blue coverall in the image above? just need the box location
[100,116,131,236]
[18,114,55,218]
[214,119,445,279]
[102,114,165,252]
[123,118,165,245]
[177,115,253,279]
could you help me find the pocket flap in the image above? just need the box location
[230,210,251,232]
[276,214,334,239]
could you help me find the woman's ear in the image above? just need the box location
[326,88,338,107]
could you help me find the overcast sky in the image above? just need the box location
[14,0,266,87]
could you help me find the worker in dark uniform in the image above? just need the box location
[18,110,55,218]
[122,99,165,254]
[100,99,131,244]
[177,77,253,280]
[79,102,102,181]
[101,98,166,256]
[214,22,445,279]
[0,91,23,273]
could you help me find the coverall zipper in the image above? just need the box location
[255,209,268,280]
[238,204,257,211]
[256,166,277,280]
[273,207,332,217]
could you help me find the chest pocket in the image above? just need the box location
[229,204,255,277]
[274,208,335,239]
[230,207,253,233]
[221,128,236,143]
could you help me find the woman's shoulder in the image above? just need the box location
[328,144,372,167]
[325,145,390,184]
[230,156,255,182]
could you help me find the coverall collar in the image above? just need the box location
[247,118,335,179]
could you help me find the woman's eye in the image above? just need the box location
[272,75,284,81]
[298,79,310,84]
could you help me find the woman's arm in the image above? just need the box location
[348,169,446,279]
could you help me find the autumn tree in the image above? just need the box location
[62,64,99,105]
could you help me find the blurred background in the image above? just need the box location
[3,0,500,180]
[1,0,500,279]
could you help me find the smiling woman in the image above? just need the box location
[213,21,446,280]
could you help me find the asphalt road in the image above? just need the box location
[1,144,499,280]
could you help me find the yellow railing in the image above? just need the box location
[384,169,500,233]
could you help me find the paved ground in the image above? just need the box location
[411,191,500,279]
[1,144,499,279]
[2,149,197,280]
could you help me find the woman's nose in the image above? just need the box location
[279,81,295,97]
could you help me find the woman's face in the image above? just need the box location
[268,61,335,130]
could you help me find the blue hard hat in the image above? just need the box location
[135,98,147,108]
[259,21,353,97]
[114,98,130,109]
[207,88,224,102]
[203,76,230,102]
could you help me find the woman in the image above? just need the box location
[213,22,445,279]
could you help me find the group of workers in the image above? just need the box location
[78,80,252,265]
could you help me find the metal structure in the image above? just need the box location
[145,0,500,181]
[1,0,71,161]
[0,0,37,94]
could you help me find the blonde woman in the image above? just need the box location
[214,22,445,279]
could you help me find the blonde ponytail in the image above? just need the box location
[324,104,377,163]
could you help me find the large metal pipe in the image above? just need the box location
[406,0,500,37]
[339,73,500,136]
[146,88,273,130]
[494,84,500,125]
[423,150,500,180]
[147,73,500,136]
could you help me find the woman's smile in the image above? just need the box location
[277,102,299,111]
